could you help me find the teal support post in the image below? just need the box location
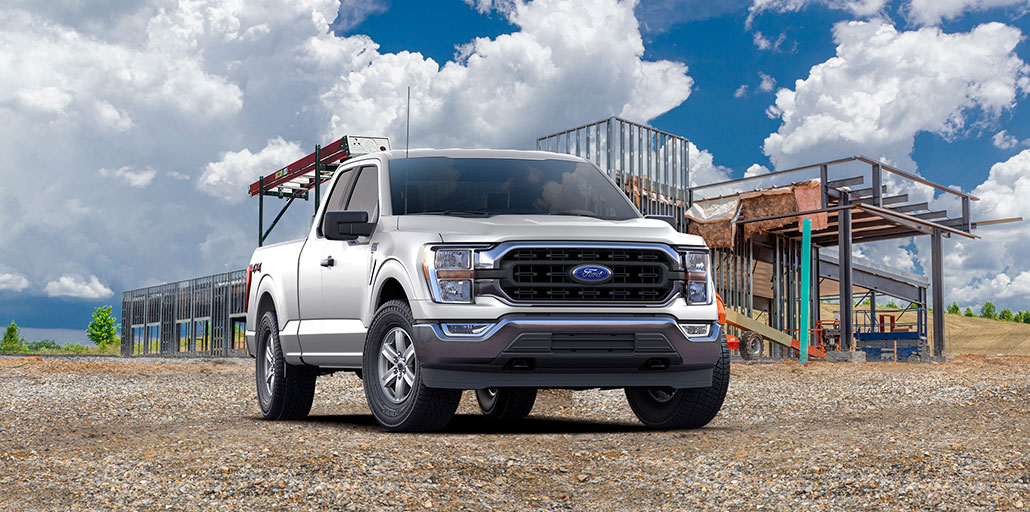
[800,218,812,364]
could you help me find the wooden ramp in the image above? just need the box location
[725,309,826,359]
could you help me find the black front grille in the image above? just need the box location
[496,246,677,303]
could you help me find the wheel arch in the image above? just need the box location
[368,258,419,323]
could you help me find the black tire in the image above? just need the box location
[906,353,921,364]
[255,310,317,420]
[739,331,763,360]
[625,333,730,429]
[363,300,461,432]
[476,388,537,420]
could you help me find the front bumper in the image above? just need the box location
[412,315,722,389]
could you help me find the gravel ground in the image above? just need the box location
[1,354,1027,511]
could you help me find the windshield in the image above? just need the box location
[388,157,640,220]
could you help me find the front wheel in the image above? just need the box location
[625,333,730,429]
[476,388,537,420]
[362,300,462,432]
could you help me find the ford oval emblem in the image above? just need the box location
[570,264,613,284]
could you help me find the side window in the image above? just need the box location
[324,167,360,213]
[345,167,379,221]
[319,166,361,236]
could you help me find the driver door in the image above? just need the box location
[302,165,379,367]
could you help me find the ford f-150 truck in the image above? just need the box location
[245,149,728,432]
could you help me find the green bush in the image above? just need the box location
[999,308,1014,322]
[946,302,960,315]
[980,302,997,320]
[26,339,60,351]
[1,322,27,353]
[62,344,89,354]
[964,307,974,317]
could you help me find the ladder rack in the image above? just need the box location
[249,135,390,246]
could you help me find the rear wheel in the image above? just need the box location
[363,300,461,432]
[476,388,537,420]
[739,331,763,360]
[255,310,317,420]
[625,333,730,429]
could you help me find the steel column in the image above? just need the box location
[931,229,945,357]
[838,192,854,350]
[871,163,882,207]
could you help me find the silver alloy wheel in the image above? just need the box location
[263,335,276,397]
[378,327,416,404]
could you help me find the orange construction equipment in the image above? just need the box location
[724,308,826,359]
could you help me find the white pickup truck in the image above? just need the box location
[245,149,728,432]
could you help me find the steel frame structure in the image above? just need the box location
[541,118,989,359]
[121,270,248,357]
[537,117,691,230]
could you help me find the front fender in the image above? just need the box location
[369,257,423,323]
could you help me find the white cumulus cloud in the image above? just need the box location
[758,72,777,92]
[321,0,694,150]
[744,163,771,177]
[935,149,1030,309]
[99,166,157,188]
[198,138,306,202]
[905,0,1030,26]
[747,0,887,27]
[43,275,113,299]
[992,129,1027,149]
[0,272,30,292]
[763,20,1030,170]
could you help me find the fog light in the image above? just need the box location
[441,322,493,337]
[687,281,707,303]
[679,323,712,338]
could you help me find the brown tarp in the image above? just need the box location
[793,180,828,231]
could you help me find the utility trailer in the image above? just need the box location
[249,135,391,246]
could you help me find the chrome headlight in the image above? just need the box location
[422,247,475,303]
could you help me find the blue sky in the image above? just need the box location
[1,0,1029,333]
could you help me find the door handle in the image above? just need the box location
[320,256,335,267]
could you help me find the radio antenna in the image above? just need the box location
[405,86,410,158]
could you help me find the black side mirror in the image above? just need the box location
[645,215,677,227]
[324,210,375,241]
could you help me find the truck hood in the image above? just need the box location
[394,215,706,246]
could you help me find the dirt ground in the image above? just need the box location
[0,355,1027,511]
